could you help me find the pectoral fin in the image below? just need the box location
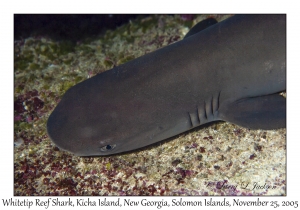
[220,94,286,129]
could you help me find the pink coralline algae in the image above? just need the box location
[175,167,194,179]
[14,89,44,123]
[180,15,194,21]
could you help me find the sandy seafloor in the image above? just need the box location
[14,14,286,196]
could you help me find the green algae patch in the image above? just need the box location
[59,81,75,94]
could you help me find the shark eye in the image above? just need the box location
[100,144,116,152]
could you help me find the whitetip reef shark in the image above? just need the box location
[47,15,286,156]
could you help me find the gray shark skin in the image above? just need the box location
[47,15,286,156]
